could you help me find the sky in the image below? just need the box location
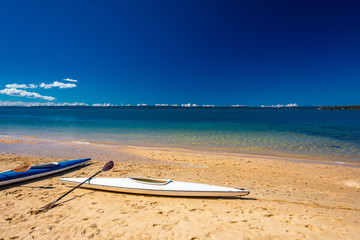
[0,0,359,107]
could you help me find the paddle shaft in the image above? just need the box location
[43,161,113,210]
[55,170,102,202]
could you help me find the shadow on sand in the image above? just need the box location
[60,185,257,201]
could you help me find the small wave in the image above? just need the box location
[73,141,91,145]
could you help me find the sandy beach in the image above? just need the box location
[1,140,360,239]
[2,0,360,238]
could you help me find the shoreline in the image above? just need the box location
[1,139,360,239]
[1,135,359,168]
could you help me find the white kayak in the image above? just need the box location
[59,177,250,197]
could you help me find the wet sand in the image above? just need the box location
[0,140,359,239]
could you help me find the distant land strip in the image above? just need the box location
[319,105,360,110]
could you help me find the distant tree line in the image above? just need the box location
[319,105,360,110]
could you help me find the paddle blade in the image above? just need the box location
[13,162,32,172]
[101,161,114,172]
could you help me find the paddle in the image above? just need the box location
[7,162,32,173]
[43,161,114,210]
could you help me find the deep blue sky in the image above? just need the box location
[0,0,359,106]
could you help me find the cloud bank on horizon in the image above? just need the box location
[1,78,298,107]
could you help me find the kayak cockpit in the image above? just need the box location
[128,177,171,185]
[31,162,59,169]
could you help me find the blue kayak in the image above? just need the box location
[0,158,91,186]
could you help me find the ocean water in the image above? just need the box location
[0,107,359,163]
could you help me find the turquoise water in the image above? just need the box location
[0,107,359,163]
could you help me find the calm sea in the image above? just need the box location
[0,107,359,163]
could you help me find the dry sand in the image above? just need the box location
[0,142,360,239]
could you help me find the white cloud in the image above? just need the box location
[1,79,80,103]
[5,83,38,89]
[181,103,198,107]
[92,103,115,107]
[6,83,29,89]
[0,101,89,107]
[63,78,78,83]
[0,88,55,101]
[261,103,298,108]
[40,81,76,89]
[286,103,298,107]
[155,104,179,107]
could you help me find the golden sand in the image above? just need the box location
[0,146,359,239]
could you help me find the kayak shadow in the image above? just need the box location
[66,186,256,200]
[0,163,93,191]
[23,186,56,189]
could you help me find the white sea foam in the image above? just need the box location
[73,141,91,145]
[343,180,360,188]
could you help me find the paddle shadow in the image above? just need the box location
[45,192,93,210]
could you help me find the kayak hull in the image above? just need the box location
[59,177,250,197]
[0,158,91,186]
